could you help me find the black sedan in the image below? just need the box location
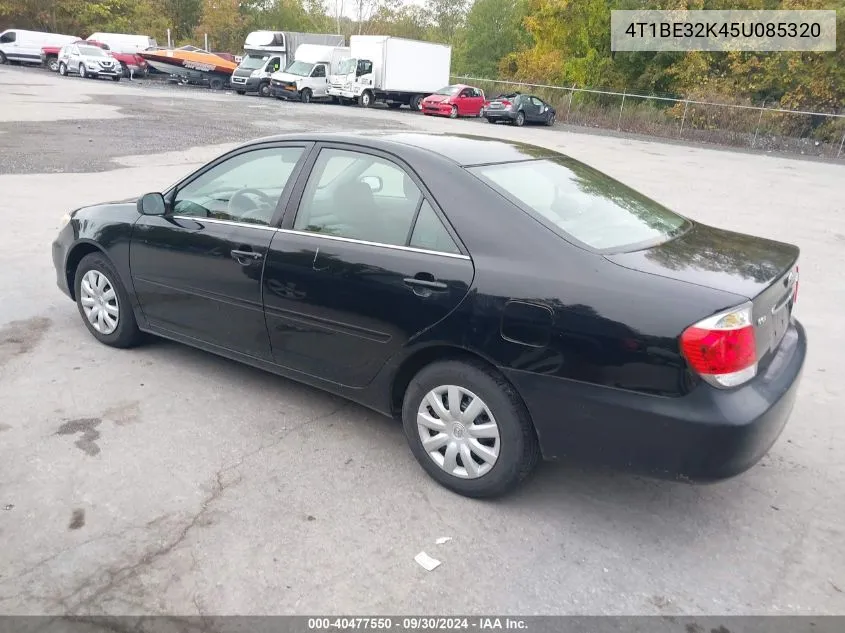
[484,92,556,126]
[52,132,806,498]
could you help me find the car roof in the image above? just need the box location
[244,131,558,167]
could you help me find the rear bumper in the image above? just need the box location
[485,110,517,122]
[505,319,807,482]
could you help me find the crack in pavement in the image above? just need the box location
[7,403,351,615]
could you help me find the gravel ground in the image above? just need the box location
[1,64,845,619]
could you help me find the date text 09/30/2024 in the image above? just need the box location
[308,618,528,630]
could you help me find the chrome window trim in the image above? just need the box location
[277,228,471,260]
[170,215,471,260]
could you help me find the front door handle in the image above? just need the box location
[231,249,263,265]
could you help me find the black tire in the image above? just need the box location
[358,90,373,107]
[236,90,246,95]
[59,62,68,76]
[120,62,129,78]
[111,76,120,82]
[449,105,458,119]
[410,94,424,111]
[486,117,495,124]
[74,253,143,349]
[546,112,556,126]
[259,82,271,98]
[79,65,87,79]
[47,57,59,72]
[300,88,312,103]
[514,111,525,127]
[402,360,540,498]
[0,52,6,64]
[208,76,224,90]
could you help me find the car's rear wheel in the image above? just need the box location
[514,111,525,126]
[74,253,143,348]
[59,62,68,76]
[47,58,59,72]
[402,360,540,498]
[410,94,424,111]
[120,62,129,77]
[449,105,458,119]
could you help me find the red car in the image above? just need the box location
[41,39,148,77]
[422,84,486,118]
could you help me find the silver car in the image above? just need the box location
[58,43,121,81]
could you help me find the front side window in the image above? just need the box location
[286,60,313,76]
[311,64,326,78]
[294,148,424,247]
[469,158,689,252]
[0,31,16,44]
[173,147,304,226]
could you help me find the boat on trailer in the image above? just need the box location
[139,45,238,89]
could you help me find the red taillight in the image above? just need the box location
[501,99,511,107]
[680,302,757,388]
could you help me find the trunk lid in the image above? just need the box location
[606,222,799,366]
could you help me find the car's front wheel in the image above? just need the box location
[74,253,143,348]
[449,105,458,119]
[402,360,540,498]
[58,62,68,76]
[79,65,87,79]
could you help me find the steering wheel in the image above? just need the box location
[228,188,274,221]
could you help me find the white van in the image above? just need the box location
[0,29,79,65]
[268,44,350,103]
[86,33,157,54]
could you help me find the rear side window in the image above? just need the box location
[469,158,689,252]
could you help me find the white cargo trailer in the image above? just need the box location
[327,35,451,110]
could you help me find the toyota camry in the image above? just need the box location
[52,132,806,498]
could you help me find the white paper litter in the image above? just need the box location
[414,551,441,571]
[435,537,452,545]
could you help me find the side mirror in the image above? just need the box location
[360,175,383,193]
[137,192,166,215]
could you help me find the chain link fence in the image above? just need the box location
[452,75,845,161]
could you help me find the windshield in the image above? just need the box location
[337,57,357,75]
[469,158,689,252]
[435,86,460,96]
[79,46,107,57]
[238,54,267,70]
[286,60,314,76]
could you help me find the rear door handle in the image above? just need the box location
[231,249,263,265]
[403,277,448,291]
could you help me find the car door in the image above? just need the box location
[527,97,546,122]
[129,142,312,360]
[310,63,327,96]
[69,45,82,72]
[466,88,484,115]
[0,31,19,61]
[262,144,475,387]
[456,88,473,115]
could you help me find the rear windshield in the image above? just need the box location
[469,158,689,252]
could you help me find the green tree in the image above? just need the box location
[452,0,529,77]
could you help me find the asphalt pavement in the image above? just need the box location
[1,65,844,618]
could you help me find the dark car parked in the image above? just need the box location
[52,132,805,498]
[485,92,556,127]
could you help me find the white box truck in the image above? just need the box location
[231,31,345,97]
[268,44,350,102]
[327,35,451,110]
